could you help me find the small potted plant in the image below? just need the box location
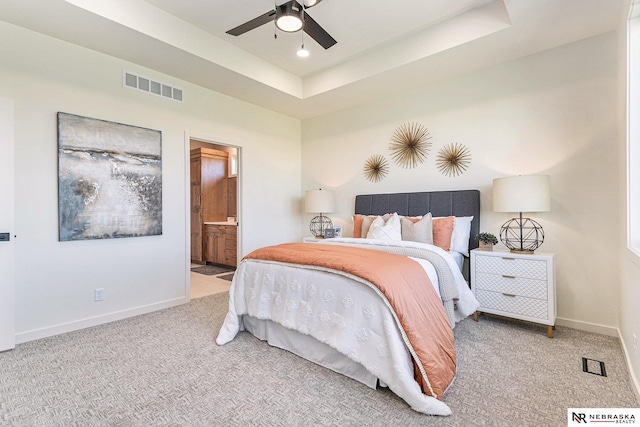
[477,232,498,251]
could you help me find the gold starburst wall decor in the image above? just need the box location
[364,154,389,183]
[436,143,471,177]
[389,122,432,169]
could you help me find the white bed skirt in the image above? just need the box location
[242,315,378,389]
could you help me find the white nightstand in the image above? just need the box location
[470,249,556,338]
[303,237,320,243]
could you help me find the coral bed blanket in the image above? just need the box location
[244,242,456,400]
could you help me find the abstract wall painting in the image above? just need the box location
[58,112,162,241]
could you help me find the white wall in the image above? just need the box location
[619,8,640,401]
[302,32,620,334]
[0,22,302,342]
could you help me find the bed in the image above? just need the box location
[217,190,481,416]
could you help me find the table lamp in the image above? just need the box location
[493,175,550,253]
[305,189,335,238]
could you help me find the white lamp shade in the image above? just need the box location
[305,189,335,213]
[493,175,550,213]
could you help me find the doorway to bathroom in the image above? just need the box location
[189,138,239,299]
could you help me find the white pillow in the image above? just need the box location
[451,216,473,256]
[366,213,402,241]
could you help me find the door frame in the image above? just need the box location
[184,132,242,300]
[0,98,15,352]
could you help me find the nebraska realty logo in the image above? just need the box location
[568,408,639,424]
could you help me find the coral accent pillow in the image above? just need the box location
[366,213,402,241]
[400,213,433,245]
[433,215,474,256]
[353,214,365,238]
[432,216,454,251]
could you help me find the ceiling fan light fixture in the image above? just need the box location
[275,3,303,32]
[297,44,309,57]
[304,0,323,7]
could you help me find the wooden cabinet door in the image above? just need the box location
[204,225,226,265]
[224,226,237,267]
[201,151,228,223]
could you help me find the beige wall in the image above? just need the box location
[302,32,620,333]
[0,21,302,341]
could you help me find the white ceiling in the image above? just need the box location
[145,0,497,77]
[0,0,626,118]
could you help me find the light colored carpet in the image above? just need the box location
[0,293,637,426]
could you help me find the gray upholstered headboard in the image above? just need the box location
[354,190,481,252]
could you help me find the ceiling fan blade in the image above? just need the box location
[226,9,276,36]
[303,12,337,49]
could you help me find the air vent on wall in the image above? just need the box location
[123,70,183,103]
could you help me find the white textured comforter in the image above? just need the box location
[216,239,479,416]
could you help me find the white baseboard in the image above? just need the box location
[618,329,640,405]
[555,316,618,337]
[15,297,188,344]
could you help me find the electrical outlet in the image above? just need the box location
[94,288,104,302]
[633,334,638,356]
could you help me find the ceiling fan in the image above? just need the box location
[226,0,337,50]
